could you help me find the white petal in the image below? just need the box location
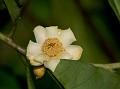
[44,59,60,72]
[33,25,46,43]
[46,26,60,37]
[60,28,76,47]
[60,51,73,59]
[34,54,46,64]
[26,40,42,60]
[29,59,42,66]
[65,45,83,60]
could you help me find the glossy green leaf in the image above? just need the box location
[4,0,20,22]
[54,60,120,89]
[0,70,20,89]
[108,0,120,21]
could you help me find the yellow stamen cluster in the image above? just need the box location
[42,38,64,58]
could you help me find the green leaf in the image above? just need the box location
[54,60,120,89]
[0,70,20,89]
[108,0,120,21]
[4,0,20,22]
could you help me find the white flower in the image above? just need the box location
[26,26,83,72]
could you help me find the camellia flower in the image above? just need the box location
[26,26,83,72]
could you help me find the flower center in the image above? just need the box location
[42,38,64,57]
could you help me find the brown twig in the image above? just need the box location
[93,63,120,71]
[0,32,26,55]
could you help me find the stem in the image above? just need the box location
[26,66,36,89]
[93,63,120,70]
[0,32,29,66]
[8,21,17,38]
[0,32,26,55]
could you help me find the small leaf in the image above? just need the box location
[4,0,20,22]
[108,0,120,21]
[54,60,120,89]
